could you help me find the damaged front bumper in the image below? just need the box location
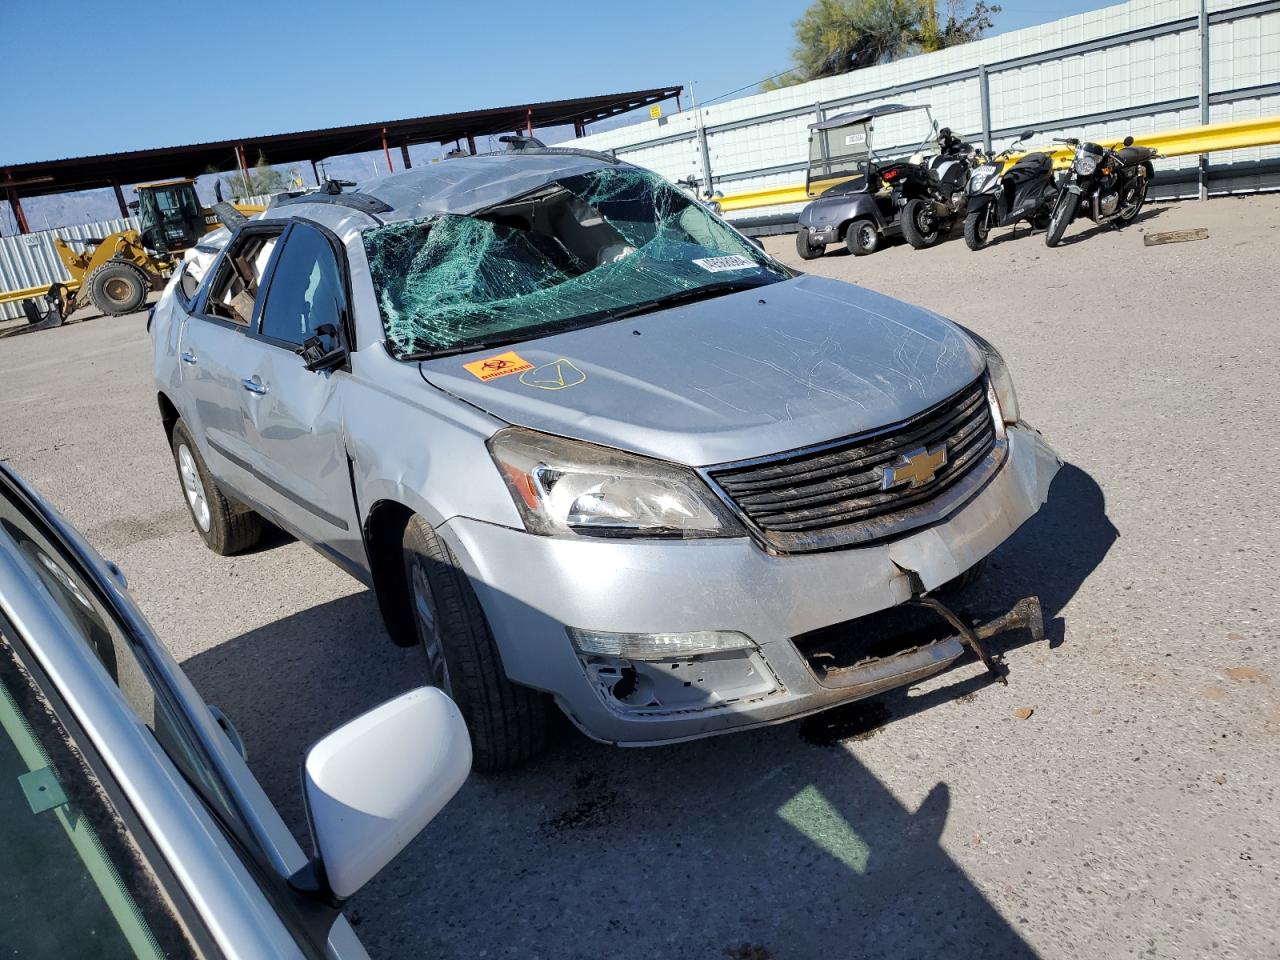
[439,423,1061,746]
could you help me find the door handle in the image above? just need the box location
[241,377,268,396]
[180,352,198,365]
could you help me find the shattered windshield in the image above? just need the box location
[362,167,788,358]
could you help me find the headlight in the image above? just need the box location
[487,427,742,539]
[968,166,997,193]
[1074,152,1099,175]
[959,329,1020,424]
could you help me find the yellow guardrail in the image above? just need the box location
[717,114,1280,214]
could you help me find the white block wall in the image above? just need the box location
[569,0,1280,217]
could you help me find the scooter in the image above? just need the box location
[963,131,1059,251]
[1044,136,1156,247]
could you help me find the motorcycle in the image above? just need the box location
[963,130,1059,251]
[893,127,982,249]
[1044,136,1156,247]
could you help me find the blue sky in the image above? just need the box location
[1,0,1120,165]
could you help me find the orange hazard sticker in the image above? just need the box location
[463,351,534,382]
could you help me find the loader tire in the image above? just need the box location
[87,261,149,316]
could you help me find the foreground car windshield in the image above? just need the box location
[363,167,788,358]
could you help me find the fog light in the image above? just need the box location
[567,627,754,661]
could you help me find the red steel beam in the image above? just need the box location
[236,144,251,195]
[466,133,477,155]
[382,127,393,173]
[400,143,412,169]
[112,180,127,217]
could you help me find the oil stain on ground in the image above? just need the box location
[541,770,628,835]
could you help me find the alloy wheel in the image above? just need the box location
[177,444,211,532]
[410,557,453,694]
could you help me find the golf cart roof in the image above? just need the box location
[808,103,930,131]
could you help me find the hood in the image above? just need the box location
[418,275,984,467]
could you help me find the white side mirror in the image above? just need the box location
[302,688,470,900]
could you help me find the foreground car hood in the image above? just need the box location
[419,275,984,466]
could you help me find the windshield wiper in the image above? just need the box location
[602,279,774,323]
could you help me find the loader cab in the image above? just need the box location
[135,180,205,255]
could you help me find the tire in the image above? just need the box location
[170,420,263,556]
[963,209,991,251]
[86,260,149,316]
[938,557,988,596]
[402,515,548,771]
[794,227,825,260]
[844,219,880,256]
[1045,190,1078,248]
[901,198,943,249]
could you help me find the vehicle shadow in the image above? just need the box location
[181,460,1114,959]
[1052,203,1168,247]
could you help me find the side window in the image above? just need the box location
[177,263,201,303]
[259,225,344,347]
[204,230,282,326]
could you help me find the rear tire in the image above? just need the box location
[401,516,549,772]
[901,198,943,249]
[170,420,263,555]
[844,219,880,256]
[794,227,825,260]
[86,260,149,316]
[963,210,991,251]
[1045,191,1078,247]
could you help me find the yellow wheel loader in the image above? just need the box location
[4,179,262,325]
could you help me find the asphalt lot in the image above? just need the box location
[2,194,1278,959]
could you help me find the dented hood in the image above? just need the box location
[418,275,985,467]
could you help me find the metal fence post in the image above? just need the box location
[979,63,993,153]
[1199,0,1210,200]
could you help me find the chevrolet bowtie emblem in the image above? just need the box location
[881,445,948,491]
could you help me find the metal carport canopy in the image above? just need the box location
[0,86,682,200]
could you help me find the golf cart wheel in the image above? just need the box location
[401,515,548,772]
[845,219,880,256]
[795,227,825,260]
[170,420,263,556]
[86,260,149,316]
[963,210,991,251]
[1045,191,1078,247]
[901,198,943,249]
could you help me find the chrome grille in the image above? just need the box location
[706,376,1002,553]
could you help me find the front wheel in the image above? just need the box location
[401,516,549,772]
[901,198,943,249]
[794,227,825,260]
[1045,190,1078,247]
[963,209,991,251]
[844,219,880,256]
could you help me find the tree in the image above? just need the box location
[223,152,287,200]
[762,0,999,90]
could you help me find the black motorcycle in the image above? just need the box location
[1044,136,1156,247]
[963,130,1059,251]
[894,127,981,249]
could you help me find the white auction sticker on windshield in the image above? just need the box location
[692,255,756,273]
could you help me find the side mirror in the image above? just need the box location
[1020,129,1035,142]
[298,322,346,372]
[127,200,140,212]
[295,688,471,902]
[1123,136,1134,147]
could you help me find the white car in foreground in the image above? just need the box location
[0,461,470,958]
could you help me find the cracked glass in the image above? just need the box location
[361,167,788,359]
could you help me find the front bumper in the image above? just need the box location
[439,424,1061,745]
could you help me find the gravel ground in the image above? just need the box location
[1,194,1277,960]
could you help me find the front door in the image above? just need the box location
[232,222,363,566]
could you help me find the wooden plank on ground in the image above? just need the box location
[1144,227,1209,246]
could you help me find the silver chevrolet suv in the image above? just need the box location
[151,150,1061,770]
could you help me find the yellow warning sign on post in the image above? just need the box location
[463,351,534,381]
[649,104,663,120]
